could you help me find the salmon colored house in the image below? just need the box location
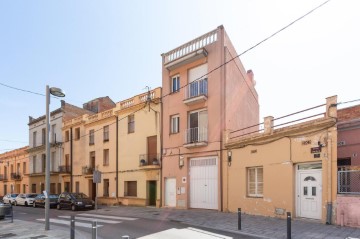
[224,96,338,224]
[161,25,259,210]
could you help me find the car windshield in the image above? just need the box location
[49,195,58,199]
[27,194,38,198]
[72,193,89,199]
[11,194,18,197]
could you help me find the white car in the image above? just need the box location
[2,193,19,204]
[14,193,38,206]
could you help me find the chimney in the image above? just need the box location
[61,100,65,107]
[29,116,34,123]
[247,69,256,86]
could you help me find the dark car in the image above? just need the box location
[33,194,59,208]
[57,192,94,211]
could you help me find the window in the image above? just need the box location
[65,130,70,142]
[17,163,20,174]
[171,75,180,93]
[64,182,70,192]
[75,182,80,193]
[171,115,180,134]
[41,154,46,173]
[103,125,109,141]
[89,129,95,145]
[50,183,56,194]
[75,127,80,140]
[31,184,36,193]
[128,115,135,133]
[23,162,26,174]
[124,181,137,197]
[187,110,208,143]
[103,149,109,166]
[33,131,37,147]
[51,151,56,172]
[51,124,56,143]
[247,167,263,197]
[103,179,109,197]
[42,128,46,145]
[32,156,36,173]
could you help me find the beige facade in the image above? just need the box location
[0,146,29,196]
[161,26,259,210]
[62,88,162,207]
[224,96,338,223]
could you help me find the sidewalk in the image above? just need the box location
[1,206,360,239]
[96,206,360,239]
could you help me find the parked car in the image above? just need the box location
[57,192,94,211]
[2,194,19,205]
[14,193,38,207]
[33,194,59,208]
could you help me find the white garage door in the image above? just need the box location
[190,157,218,210]
[165,178,176,207]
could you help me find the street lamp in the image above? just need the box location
[45,85,65,230]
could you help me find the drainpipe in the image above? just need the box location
[219,25,225,212]
[70,127,73,192]
[326,138,332,224]
[159,94,163,207]
[116,116,119,200]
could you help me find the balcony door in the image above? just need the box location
[188,64,208,98]
[188,110,207,143]
[147,135,157,165]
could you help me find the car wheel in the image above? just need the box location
[71,205,76,211]
[33,202,36,208]
[25,201,28,207]
[57,204,61,210]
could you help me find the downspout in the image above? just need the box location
[159,93,163,207]
[326,138,332,224]
[116,116,119,200]
[70,127,73,192]
[219,25,225,212]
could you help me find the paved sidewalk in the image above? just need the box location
[0,218,94,239]
[95,206,360,239]
[1,206,360,239]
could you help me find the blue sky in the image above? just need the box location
[1,0,359,152]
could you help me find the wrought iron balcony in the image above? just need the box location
[0,174,5,181]
[139,153,161,167]
[10,173,22,180]
[184,127,208,148]
[82,166,94,175]
[59,165,71,174]
[183,78,208,105]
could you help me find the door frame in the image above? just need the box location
[296,162,322,220]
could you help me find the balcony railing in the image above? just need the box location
[184,127,208,147]
[10,173,22,180]
[184,78,208,105]
[139,153,161,167]
[82,166,94,175]
[59,165,71,174]
[0,174,5,181]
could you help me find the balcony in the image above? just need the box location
[58,165,71,174]
[183,78,208,105]
[0,174,5,181]
[184,127,208,148]
[82,166,94,175]
[162,28,218,70]
[139,154,161,167]
[10,173,22,180]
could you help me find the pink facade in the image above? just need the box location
[336,104,360,228]
[161,26,259,210]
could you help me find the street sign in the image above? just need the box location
[93,170,101,183]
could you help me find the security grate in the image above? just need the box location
[338,170,360,194]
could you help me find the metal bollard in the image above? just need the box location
[287,212,291,239]
[70,215,75,239]
[10,204,13,223]
[238,208,241,230]
[92,221,97,239]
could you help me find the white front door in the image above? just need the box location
[190,157,218,210]
[297,170,322,219]
[164,178,176,207]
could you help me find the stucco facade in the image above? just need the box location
[224,96,338,224]
[62,88,162,207]
[161,25,259,210]
[0,146,29,196]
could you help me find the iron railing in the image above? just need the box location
[82,166,94,175]
[139,153,160,166]
[59,165,71,173]
[338,169,360,194]
[185,127,208,144]
[10,173,21,180]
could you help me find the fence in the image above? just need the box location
[338,169,360,194]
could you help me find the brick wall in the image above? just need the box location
[338,105,360,122]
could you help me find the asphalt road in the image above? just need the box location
[11,205,257,239]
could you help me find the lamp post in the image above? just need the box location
[45,85,65,230]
